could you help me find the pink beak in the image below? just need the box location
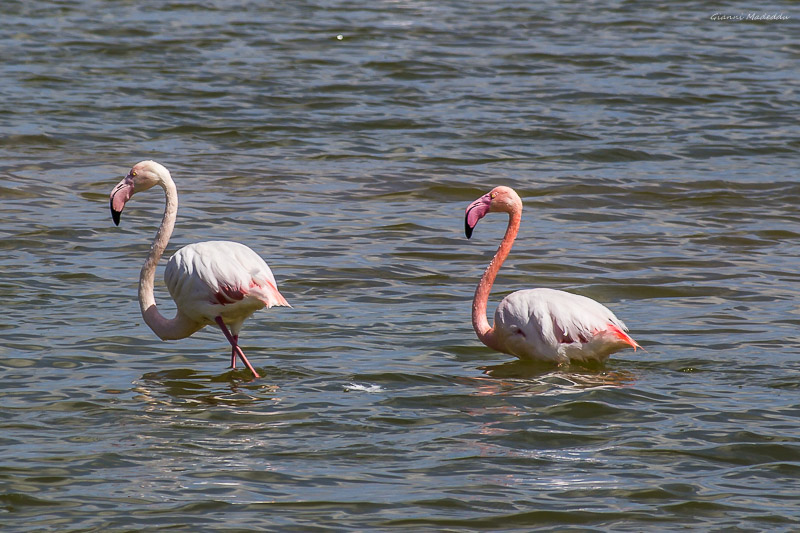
[465,193,492,238]
[110,176,134,226]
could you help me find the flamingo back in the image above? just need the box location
[493,288,635,364]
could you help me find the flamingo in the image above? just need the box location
[464,186,639,364]
[109,160,290,379]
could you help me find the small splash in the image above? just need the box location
[344,383,383,393]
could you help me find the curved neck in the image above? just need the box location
[473,208,521,350]
[138,176,199,340]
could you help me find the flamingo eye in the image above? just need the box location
[490,192,497,199]
[131,171,137,177]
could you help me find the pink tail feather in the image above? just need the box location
[606,324,641,351]
[250,279,291,308]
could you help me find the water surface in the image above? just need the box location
[1,1,799,531]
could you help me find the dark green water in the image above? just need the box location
[1,1,799,531]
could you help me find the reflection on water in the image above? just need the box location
[136,369,282,408]
[474,361,637,396]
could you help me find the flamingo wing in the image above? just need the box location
[493,288,637,363]
[165,241,289,325]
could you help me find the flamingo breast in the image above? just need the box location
[164,241,286,326]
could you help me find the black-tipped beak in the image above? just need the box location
[464,193,491,239]
[111,201,122,226]
[109,175,134,226]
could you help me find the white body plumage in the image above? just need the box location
[492,288,634,364]
[165,241,289,335]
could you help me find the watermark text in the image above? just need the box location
[710,12,790,21]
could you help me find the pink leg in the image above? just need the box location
[214,317,260,379]
[230,335,238,369]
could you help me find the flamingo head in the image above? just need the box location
[464,186,521,238]
[109,160,171,226]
